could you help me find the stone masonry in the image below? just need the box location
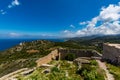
[36,49,59,67]
[58,49,102,60]
[103,43,120,65]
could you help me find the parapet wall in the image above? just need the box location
[103,43,120,64]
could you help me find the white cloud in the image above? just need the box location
[1,12,6,15]
[63,2,120,37]
[79,22,87,25]
[70,24,75,28]
[0,0,20,15]
[8,0,20,8]
[1,10,3,12]
[100,5,120,21]
[12,0,20,6]
[9,32,22,37]
[8,5,12,8]
[63,30,70,33]
[0,10,7,15]
[62,30,75,38]
[0,32,58,39]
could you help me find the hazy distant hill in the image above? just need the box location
[70,35,120,43]
[66,35,120,47]
[60,35,120,53]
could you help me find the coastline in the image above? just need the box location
[0,39,65,51]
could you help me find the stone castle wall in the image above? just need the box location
[36,49,102,67]
[103,43,120,64]
[59,49,93,60]
[59,49,102,60]
[36,49,59,67]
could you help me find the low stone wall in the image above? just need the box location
[36,49,59,67]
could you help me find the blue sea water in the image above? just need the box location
[0,39,65,51]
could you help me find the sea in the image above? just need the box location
[0,39,65,51]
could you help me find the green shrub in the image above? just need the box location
[51,67,60,72]
[90,60,98,66]
[107,64,120,80]
[65,53,76,61]
[77,64,104,80]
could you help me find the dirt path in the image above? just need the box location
[96,60,114,80]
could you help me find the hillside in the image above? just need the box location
[0,35,120,79]
[65,35,120,53]
[0,40,55,77]
[69,35,120,45]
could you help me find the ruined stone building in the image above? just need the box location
[103,43,120,65]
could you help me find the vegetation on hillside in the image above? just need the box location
[18,60,105,80]
[1,35,120,78]
[0,40,54,77]
[106,63,120,80]
[18,60,82,80]
[55,35,120,53]
[77,60,105,80]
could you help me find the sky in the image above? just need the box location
[0,0,120,39]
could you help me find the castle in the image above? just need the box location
[36,43,120,67]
